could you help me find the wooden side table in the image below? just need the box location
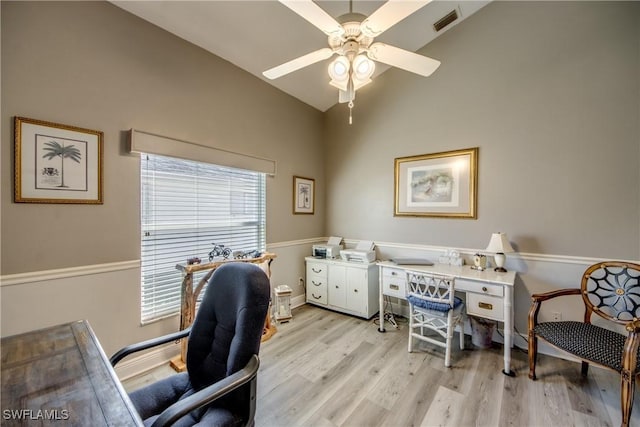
[170,252,277,372]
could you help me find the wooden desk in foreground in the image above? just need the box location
[1,320,142,426]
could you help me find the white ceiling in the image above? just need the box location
[111,1,490,112]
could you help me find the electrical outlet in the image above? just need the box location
[298,277,304,288]
[552,312,562,321]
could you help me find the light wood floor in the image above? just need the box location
[123,305,640,427]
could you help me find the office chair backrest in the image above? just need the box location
[581,261,640,325]
[186,262,270,391]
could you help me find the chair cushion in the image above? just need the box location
[534,321,640,373]
[130,372,192,422]
[407,295,463,313]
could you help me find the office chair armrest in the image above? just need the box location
[151,355,260,427]
[110,327,192,367]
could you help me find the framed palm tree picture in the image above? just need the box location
[293,176,314,214]
[14,117,103,204]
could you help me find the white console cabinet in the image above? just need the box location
[305,257,378,319]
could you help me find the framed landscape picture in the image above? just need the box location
[293,176,314,214]
[394,147,478,218]
[14,117,103,204]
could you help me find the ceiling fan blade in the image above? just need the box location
[263,48,334,80]
[367,43,440,77]
[361,0,433,38]
[279,0,344,37]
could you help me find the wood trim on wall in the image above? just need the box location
[0,260,140,287]
[3,237,625,288]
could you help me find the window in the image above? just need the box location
[140,153,266,323]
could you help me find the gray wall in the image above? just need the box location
[0,1,324,352]
[2,1,639,358]
[1,1,325,275]
[325,1,640,261]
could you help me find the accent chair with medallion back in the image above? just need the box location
[528,261,640,427]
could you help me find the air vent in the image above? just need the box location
[433,9,459,32]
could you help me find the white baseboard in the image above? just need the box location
[291,294,306,309]
[114,342,180,381]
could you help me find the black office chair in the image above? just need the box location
[111,262,270,427]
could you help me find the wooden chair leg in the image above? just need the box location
[528,333,538,380]
[407,309,413,353]
[620,370,635,427]
[581,361,589,377]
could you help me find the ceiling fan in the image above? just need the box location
[263,0,441,122]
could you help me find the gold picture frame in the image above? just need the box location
[14,117,104,204]
[394,147,478,218]
[293,176,314,214]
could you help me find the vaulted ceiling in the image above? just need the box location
[112,1,490,111]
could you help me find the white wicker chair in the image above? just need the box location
[406,271,465,367]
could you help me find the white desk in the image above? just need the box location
[377,261,517,376]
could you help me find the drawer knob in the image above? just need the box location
[312,268,322,273]
[390,284,399,290]
[311,293,322,300]
[478,302,493,310]
[482,286,488,292]
[312,281,322,286]
[354,289,358,293]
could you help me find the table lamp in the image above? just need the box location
[485,232,514,272]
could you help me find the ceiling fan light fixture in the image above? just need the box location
[328,56,350,91]
[269,0,441,124]
[353,54,375,79]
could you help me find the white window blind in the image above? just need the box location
[140,153,266,324]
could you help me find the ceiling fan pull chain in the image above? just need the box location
[348,100,354,125]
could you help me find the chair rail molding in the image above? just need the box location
[1,260,140,287]
[3,238,625,288]
[0,238,324,288]
[347,238,635,267]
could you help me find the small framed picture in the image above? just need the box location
[14,117,103,204]
[293,176,314,214]
[394,147,478,218]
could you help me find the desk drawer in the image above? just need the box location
[456,279,503,297]
[381,267,407,298]
[466,293,504,321]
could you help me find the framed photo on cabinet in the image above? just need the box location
[14,116,104,204]
[293,176,314,214]
[394,147,478,218]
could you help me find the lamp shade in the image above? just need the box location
[485,232,514,254]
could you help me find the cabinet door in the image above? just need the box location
[346,268,368,315]
[328,264,347,309]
